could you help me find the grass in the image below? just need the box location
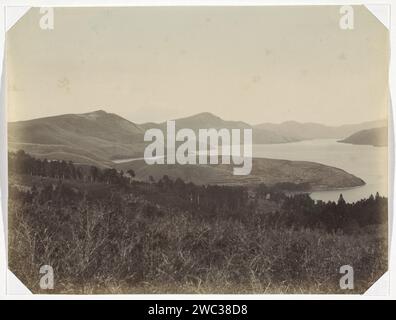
[8,182,387,294]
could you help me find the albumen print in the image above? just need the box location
[6,6,389,293]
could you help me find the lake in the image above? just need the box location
[253,139,388,203]
[113,139,388,203]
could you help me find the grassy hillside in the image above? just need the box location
[115,157,365,190]
[338,127,388,147]
[8,110,147,162]
[8,110,297,165]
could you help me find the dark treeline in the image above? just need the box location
[9,150,248,216]
[9,150,136,185]
[9,150,387,234]
[279,193,387,232]
[9,150,83,179]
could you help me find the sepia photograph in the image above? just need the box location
[5,5,390,294]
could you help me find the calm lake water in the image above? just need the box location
[113,139,388,203]
[253,139,388,203]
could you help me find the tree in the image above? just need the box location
[174,178,185,192]
[337,193,346,206]
[127,169,135,184]
[90,166,99,182]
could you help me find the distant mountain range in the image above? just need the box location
[140,112,296,144]
[338,127,388,147]
[141,113,386,142]
[8,110,386,165]
[7,110,381,189]
[254,119,387,140]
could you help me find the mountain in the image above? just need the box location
[140,112,298,144]
[338,127,388,147]
[140,112,249,132]
[8,110,146,166]
[8,110,366,191]
[9,110,297,167]
[254,119,387,140]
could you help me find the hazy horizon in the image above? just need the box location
[6,107,387,128]
[7,6,389,126]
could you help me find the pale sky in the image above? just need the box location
[6,6,389,125]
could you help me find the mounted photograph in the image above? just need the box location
[6,5,389,294]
